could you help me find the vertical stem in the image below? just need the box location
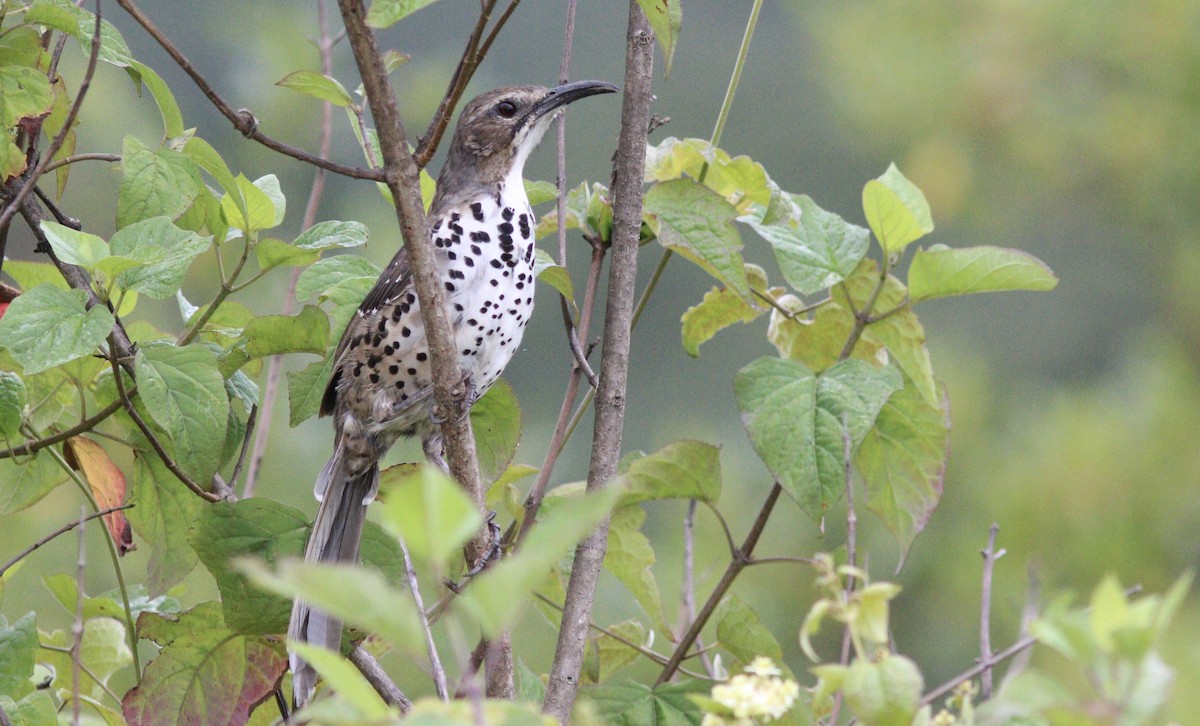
[980,523,1005,698]
[708,0,763,148]
[542,4,655,720]
[71,507,86,726]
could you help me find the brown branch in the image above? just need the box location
[113,0,383,181]
[227,404,257,491]
[543,5,655,716]
[40,152,121,173]
[0,0,102,233]
[243,0,336,498]
[0,398,124,460]
[349,645,413,712]
[0,504,134,577]
[979,523,1005,698]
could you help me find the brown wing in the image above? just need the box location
[319,247,414,417]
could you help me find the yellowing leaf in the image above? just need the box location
[65,437,132,555]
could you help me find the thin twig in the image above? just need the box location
[0,504,134,577]
[71,507,86,726]
[701,501,738,559]
[227,404,257,490]
[0,398,124,460]
[542,6,655,717]
[680,500,715,677]
[401,538,447,700]
[243,0,336,498]
[41,152,121,173]
[40,643,123,704]
[920,634,1037,707]
[979,523,1006,698]
[827,416,856,726]
[349,645,413,712]
[0,0,102,233]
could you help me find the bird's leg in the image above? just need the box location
[428,371,480,425]
[464,510,503,577]
[421,430,449,474]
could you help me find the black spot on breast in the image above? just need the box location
[471,231,490,242]
[416,352,427,361]
[499,234,514,248]
[464,257,475,267]
[502,207,515,221]
[450,222,463,235]
[353,362,363,377]
[498,222,513,235]
[395,380,405,390]
[388,364,399,375]
[446,281,456,292]
[432,219,443,232]
[518,214,531,239]
[490,259,502,269]
[470,202,484,220]
[447,250,457,260]
[369,372,380,384]
[489,279,499,287]
[407,367,417,376]
[471,244,482,255]
[401,327,412,337]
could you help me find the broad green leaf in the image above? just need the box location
[0,371,26,438]
[470,379,522,485]
[644,178,750,300]
[287,354,334,426]
[605,506,666,631]
[533,249,577,317]
[253,174,287,227]
[459,484,623,637]
[595,619,647,681]
[293,220,369,250]
[39,617,131,700]
[908,244,1059,302]
[295,255,381,303]
[117,136,202,229]
[634,0,682,75]
[0,691,55,726]
[110,217,212,298]
[842,655,923,726]
[39,221,108,270]
[288,642,392,719]
[525,179,558,206]
[0,260,69,292]
[276,70,353,107]
[135,344,229,484]
[617,439,721,505]
[680,263,772,357]
[838,259,937,406]
[766,298,872,373]
[742,194,870,296]
[587,679,710,726]
[366,0,441,29]
[0,285,114,374]
[41,576,180,622]
[0,138,26,182]
[240,559,423,656]
[862,164,933,254]
[220,174,278,233]
[255,237,321,272]
[716,595,785,668]
[0,612,37,699]
[0,66,54,128]
[123,603,287,726]
[182,136,240,204]
[128,454,203,594]
[220,305,329,376]
[378,465,482,570]
[856,380,948,555]
[735,358,901,518]
[130,61,184,138]
[28,0,134,67]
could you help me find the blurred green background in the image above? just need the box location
[2,0,1197,718]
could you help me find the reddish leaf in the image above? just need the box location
[65,437,134,554]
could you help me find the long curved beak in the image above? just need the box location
[529,80,619,123]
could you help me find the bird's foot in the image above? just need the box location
[429,373,479,425]
[464,511,502,578]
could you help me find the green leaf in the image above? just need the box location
[908,244,1059,302]
[295,255,381,303]
[605,506,666,631]
[365,0,442,29]
[0,691,55,726]
[39,221,109,270]
[117,136,202,229]
[130,61,184,138]
[533,249,577,317]
[28,0,135,67]
[136,345,229,484]
[0,612,37,699]
[0,138,26,183]
[525,179,558,206]
[587,679,710,726]
[470,379,522,485]
[128,454,203,593]
[0,453,68,515]
[617,439,721,505]
[716,595,786,669]
[110,217,212,298]
[742,194,870,296]
[288,642,392,719]
[735,358,902,518]
[842,655,923,726]
[595,619,647,681]
[254,237,321,272]
[1,260,69,292]
[287,354,334,427]
[644,178,750,300]
[220,174,279,233]
[41,576,180,622]
[838,259,937,406]
[123,603,288,726]
[182,136,239,203]
[276,70,353,107]
[634,0,682,75]
[239,559,423,656]
[459,484,623,637]
[0,370,27,439]
[0,66,54,128]
[856,379,948,555]
[862,163,933,254]
[39,617,132,700]
[0,285,114,374]
[293,220,369,250]
[378,465,483,570]
[220,305,329,376]
[680,263,772,357]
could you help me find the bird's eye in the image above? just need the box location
[496,100,518,118]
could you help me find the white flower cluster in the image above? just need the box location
[703,657,800,725]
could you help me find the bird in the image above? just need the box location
[287,80,618,708]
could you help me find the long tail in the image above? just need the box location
[288,446,378,709]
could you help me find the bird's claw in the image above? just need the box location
[429,373,479,425]
[464,511,502,578]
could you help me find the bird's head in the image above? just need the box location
[436,81,618,211]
